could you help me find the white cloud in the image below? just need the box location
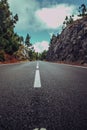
[36,4,77,29]
[33,41,49,53]
[8,0,77,32]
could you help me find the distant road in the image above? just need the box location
[0,61,87,130]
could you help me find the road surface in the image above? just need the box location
[0,61,87,130]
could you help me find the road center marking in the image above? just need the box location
[33,128,46,130]
[34,62,41,88]
[36,62,39,69]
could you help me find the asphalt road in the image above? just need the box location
[0,61,87,130]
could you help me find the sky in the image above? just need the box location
[8,0,87,52]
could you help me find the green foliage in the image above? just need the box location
[0,50,5,61]
[0,0,20,56]
[63,15,74,27]
[20,36,24,44]
[39,50,47,60]
[29,50,38,61]
[78,4,87,17]
[25,33,32,47]
[25,35,39,61]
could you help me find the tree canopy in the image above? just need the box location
[0,0,20,60]
[25,33,32,47]
[78,4,87,16]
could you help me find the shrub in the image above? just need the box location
[0,50,5,61]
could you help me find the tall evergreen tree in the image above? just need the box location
[79,4,87,16]
[0,0,19,55]
[25,33,31,47]
[18,36,24,44]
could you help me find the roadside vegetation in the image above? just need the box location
[0,0,20,61]
[0,0,40,63]
[38,50,48,61]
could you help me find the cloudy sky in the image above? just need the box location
[8,0,87,52]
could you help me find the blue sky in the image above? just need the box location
[8,0,87,52]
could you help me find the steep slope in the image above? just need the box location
[0,45,30,64]
[47,17,87,64]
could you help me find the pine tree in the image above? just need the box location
[0,0,19,55]
[25,33,31,47]
[18,36,24,44]
[78,4,87,17]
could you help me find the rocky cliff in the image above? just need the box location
[13,45,30,61]
[47,16,87,64]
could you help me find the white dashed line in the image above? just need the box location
[40,128,46,130]
[33,128,38,130]
[33,128,46,130]
[36,62,39,69]
[34,62,41,88]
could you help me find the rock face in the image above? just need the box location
[47,17,87,64]
[13,45,29,61]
